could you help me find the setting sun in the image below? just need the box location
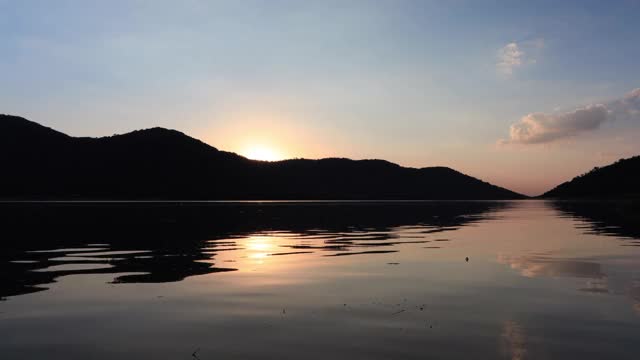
[5,2,640,359]
[243,145,283,162]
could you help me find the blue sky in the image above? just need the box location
[1,0,640,195]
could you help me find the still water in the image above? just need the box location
[1,200,640,359]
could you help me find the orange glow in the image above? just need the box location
[246,236,275,260]
[242,145,283,162]
[198,106,333,162]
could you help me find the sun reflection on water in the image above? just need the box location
[246,236,275,261]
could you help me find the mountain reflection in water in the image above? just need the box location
[0,201,508,300]
[1,200,640,360]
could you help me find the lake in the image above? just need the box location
[1,200,640,359]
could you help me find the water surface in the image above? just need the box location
[1,200,640,359]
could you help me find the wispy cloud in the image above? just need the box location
[497,43,524,75]
[500,88,640,145]
[496,38,544,76]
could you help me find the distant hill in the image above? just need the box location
[0,114,524,200]
[543,156,640,199]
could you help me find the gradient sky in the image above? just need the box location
[2,0,640,195]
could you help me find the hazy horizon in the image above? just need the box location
[2,1,640,195]
[2,4,640,358]
[5,113,611,197]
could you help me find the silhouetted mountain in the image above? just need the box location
[551,200,640,240]
[0,114,524,199]
[543,156,640,199]
[0,200,511,299]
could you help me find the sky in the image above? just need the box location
[1,0,640,196]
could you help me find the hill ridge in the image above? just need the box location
[0,114,524,200]
[543,156,640,198]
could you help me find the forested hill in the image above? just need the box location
[0,114,524,200]
[543,156,640,199]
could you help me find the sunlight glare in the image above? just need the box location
[246,236,274,260]
[243,145,282,161]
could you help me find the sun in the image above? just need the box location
[246,236,274,260]
[243,145,282,161]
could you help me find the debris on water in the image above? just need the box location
[192,348,201,360]
[387,262,400,265]
[465,257,469,262]
[282,308,286,315]
[392,309,406,316]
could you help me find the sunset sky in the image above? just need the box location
[2,0,640,195]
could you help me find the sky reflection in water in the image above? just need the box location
[1,200,640,359]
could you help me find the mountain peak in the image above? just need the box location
[543,155,640,198]
[96,126,220,152]
[109,126,192,140]
[0,114,70,145]
[0,115,524,200]
[1,114,69,136]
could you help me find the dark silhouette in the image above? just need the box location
[0,200,510,300]
[0,114,524,199]
[551,200,640,240]
[543,156,640,199]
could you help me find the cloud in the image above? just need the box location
[615,88,640,120]
[506,105,608,144]
[498,254,605,279]
[501,88,640,145]
[497,43,524,75]
[496,38,544,76]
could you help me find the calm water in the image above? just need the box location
[1,200,640,359]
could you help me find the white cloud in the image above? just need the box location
[507,105,608,144]
[497,43,524,75]
[501,88,640,145]
[496,38,544,76]
[615,88,640,120]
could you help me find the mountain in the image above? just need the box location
[543,156,640,199]
[0,114,524,200]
